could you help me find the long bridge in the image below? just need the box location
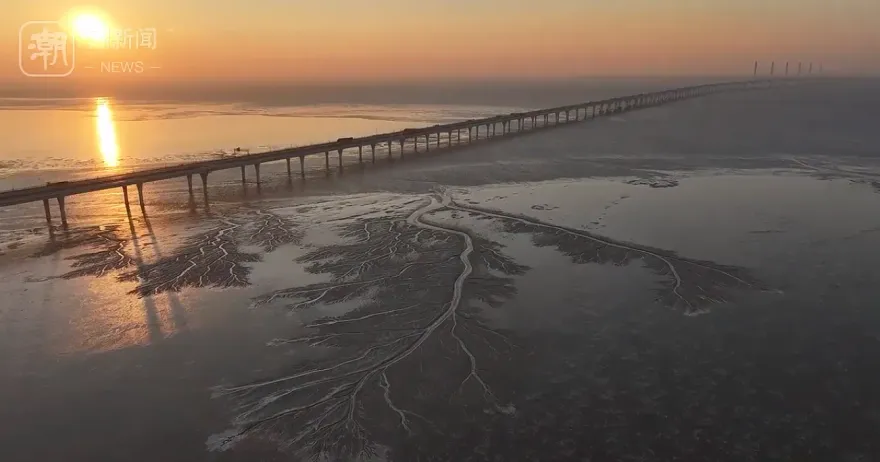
[0,78,787,228]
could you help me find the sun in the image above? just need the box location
[65,9,112,45]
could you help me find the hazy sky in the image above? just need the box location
[3,0,879,83]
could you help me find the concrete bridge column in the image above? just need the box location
[254,163,261,185]
[299,156,306,178]
[448,130,453,145]
[425,134,431,151]
[187,174,194,201]
[240,165,246,185]
[136,183,147,216]
[325,151,330,173]
[57,196,68,228]
[371,144,377,163]
[399,139,405,158]
[43,198,52,225]
[200,172,210,210]
[358,145,364,163]
[338,149,345,170]
[199,172,208,210]
[286,158,292,177]
[122,185,132,218]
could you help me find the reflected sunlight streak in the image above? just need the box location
[96,98,120,167]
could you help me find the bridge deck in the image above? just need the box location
[0,79,781,208]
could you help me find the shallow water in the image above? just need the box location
[2,81,880,461]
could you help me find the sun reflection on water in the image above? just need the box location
[96,98,119,167]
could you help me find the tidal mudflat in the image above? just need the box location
[3,169,880,461]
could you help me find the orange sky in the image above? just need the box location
[2,1,879,83]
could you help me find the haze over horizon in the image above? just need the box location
[3,0,879,87]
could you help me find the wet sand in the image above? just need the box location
[2,80,880,461]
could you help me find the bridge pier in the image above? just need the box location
[399,139,405,159]
[371,144,376,163]
[240,165,246,186]
[286,158,292,177]
[200,172,209,210]
[299,156,306,179]
[122,185,132,218]
[57,196,67,228]
[43,198,51,225]
[186,174,194,201]
[253,163,261,189]
[325,151,330,174]
[337,149,344,170]
[136,183,147,216]
[358,145,363,163]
